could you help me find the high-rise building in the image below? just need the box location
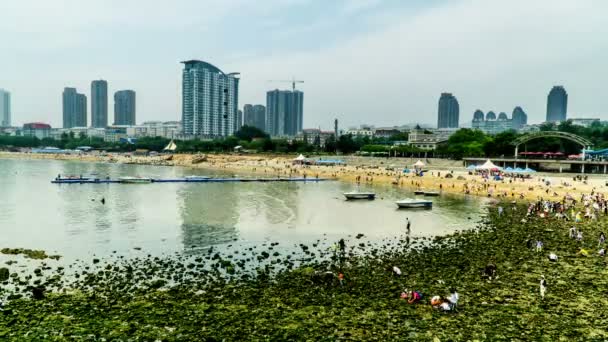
[437,93,459,128]
[62,87,87,128]
[114,90,136,125]
[512,106,528,129]
[181,60,240,137]
[91,80,108,128]
[0,89,10,127]
[266,90,303,136]
[237,109,243,130]
[243,104,266,132]
[546,86,567,122]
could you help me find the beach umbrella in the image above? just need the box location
[294,154,306,161]
[505,167,514,172]
[476,159,502,171]
[466,164,477,170]
[524,167,536,173]
[413,160,425,167]
[513,167,524,173]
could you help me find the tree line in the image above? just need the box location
[1,121,606,158]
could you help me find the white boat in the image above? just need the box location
[396,198,433,209]
[119,177,152,184]
[344,192,376,200]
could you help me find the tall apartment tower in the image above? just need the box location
[91,80,108,128]
[437,93,459,128]
[62,87,87,128]
[114,90,136,125]
[266,90,303,136]
[512,106,528,129]
[546,86,567,122]
[181,60,240,137]
[243,104,266,132]
[0,89,10,127]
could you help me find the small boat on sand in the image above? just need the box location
[396,198,433,209]
[119,177,152,184]
[423,191,440,197]
[413,190,425,195]
[344,192,376,200]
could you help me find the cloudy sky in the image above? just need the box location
[2,0,608,129]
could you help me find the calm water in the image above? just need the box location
[0,158,487,261]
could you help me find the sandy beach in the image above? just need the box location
[1,151,604,201]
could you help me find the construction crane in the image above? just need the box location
[267,77,304,91]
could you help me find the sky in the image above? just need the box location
[2,0,608,129]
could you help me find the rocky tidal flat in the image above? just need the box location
[1,204,608,340]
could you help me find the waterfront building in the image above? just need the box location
[62,87,87,128]
[373,128,402,139]
[243,104,266,132]
[181,60,240,138]
[0,89,11,127]
[407,125,456,150]
[91,80,108,128]
[344,127,374,137]
[295,128,335,147]
[437,93,459,128]
[127,121,182,139]
[511,106,528,129]
[266,89,303,136]
[114,90,136,126]
[23,122,51,139]
[546,85,568,122]
[471,109,515,134]
[104,125,129,142]
[570,118,600,127]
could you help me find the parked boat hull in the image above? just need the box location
[344,192,376,200]
[396,199,433,209]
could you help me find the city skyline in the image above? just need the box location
[3,1,608,129]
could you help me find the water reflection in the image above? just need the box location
[179,183,239,249]
[0,158,487,261]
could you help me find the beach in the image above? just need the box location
[1,151,602,201]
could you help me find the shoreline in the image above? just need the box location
[1,151,603,201]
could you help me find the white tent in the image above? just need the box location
[294,154,307,161]
[413,160,425,168]
[163,140,177,151]
[476,159,502,170]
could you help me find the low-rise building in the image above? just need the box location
[373,128,401,139]
[295,128,335,147]
[105,126,129,142]
[407,126,454,150]
[344,128,374,137]
[570,118,600,127]
[22,123,52,139]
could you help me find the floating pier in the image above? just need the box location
[51,177,330,184]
